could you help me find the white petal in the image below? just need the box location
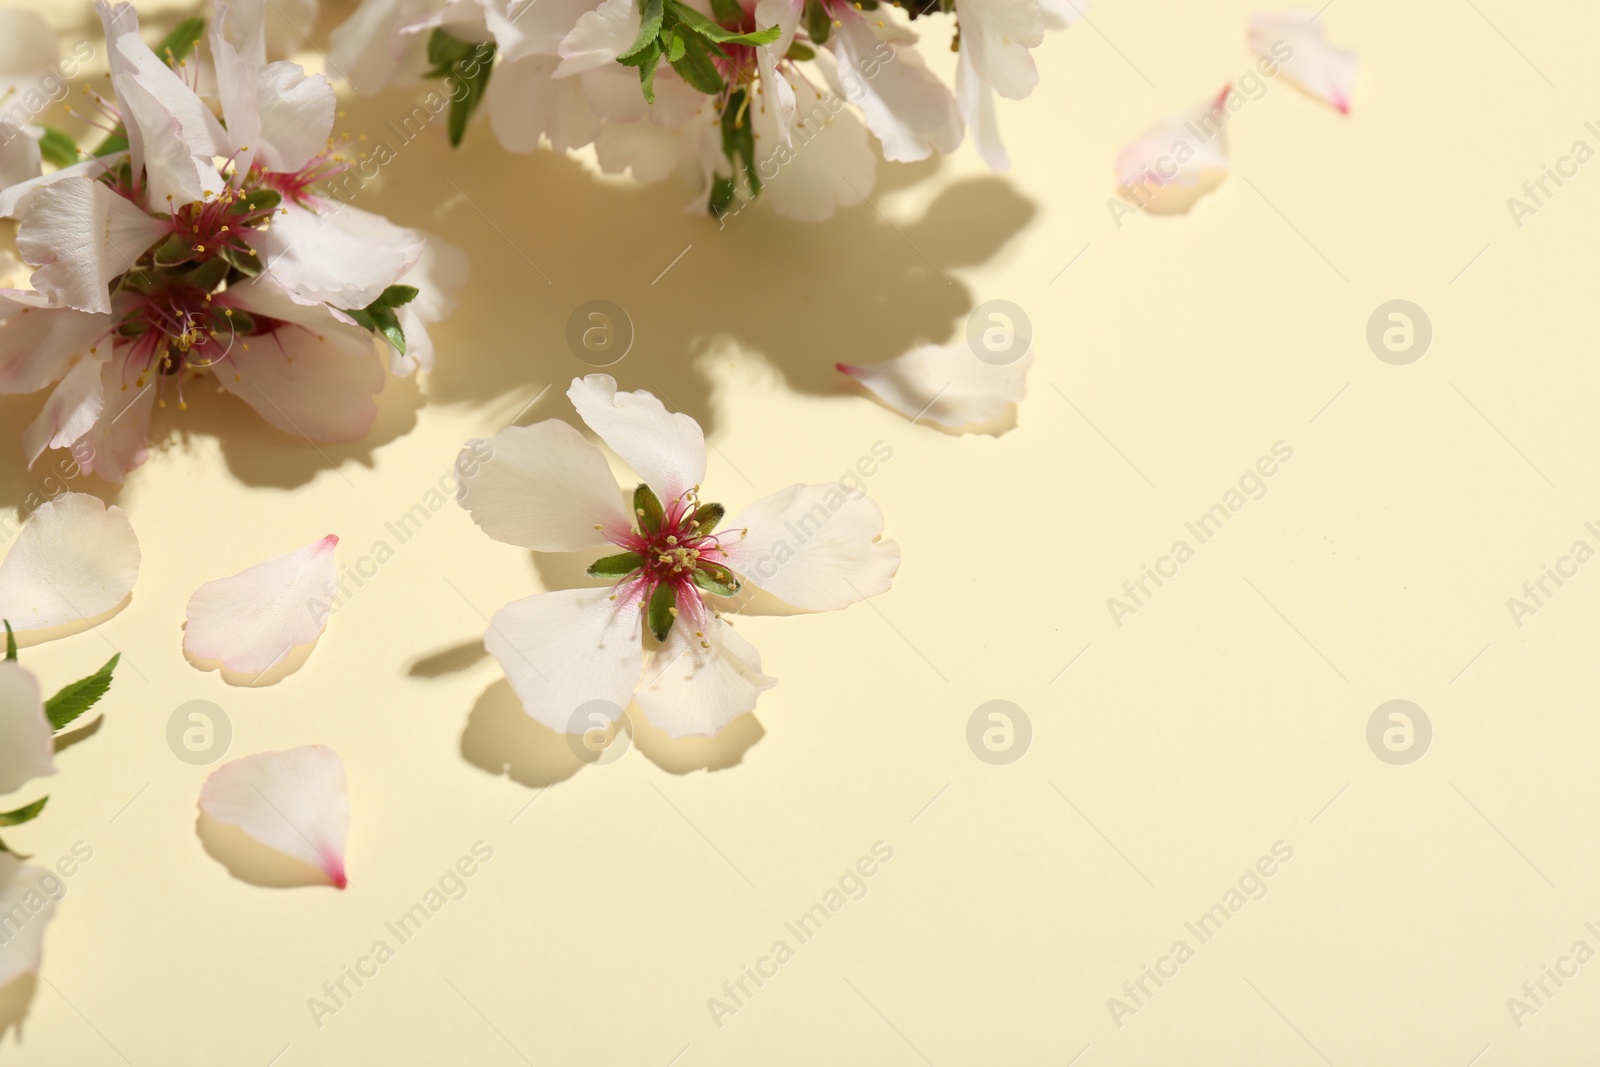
[752,71,875,222]
[0,298,111,396]
[184,536,338,675]
[327,0,437,94]
[555,0,639,77]
[198,746,350,888]
[20,352,107,466]
[0,662,54,797]
[255,62,338,173]
[721,483,900,611]
[251,202,423,309]
[213,313,385,444]
[496,0,601,61]
[958,42,1009,170]
[113,33,228,205]
[0,855,57,987]
[487,55,600,153]
[956,0,1043,100]
[635,616,775,738]
[0,493,140,635]
[485,587,644,734]
[0,153,130,220]
[567,374,707,504]
[1116,86,1232,215]
[827,14,962,163]
[389,231,468,376]
[14,177,169,314]
[1040,0,1087,30]
[76,359,158,483]
[0,128,42,192]
[754,0,804,57]
[458,421,632,552]
[840,341,1033,433]
[1249,11,1356,114]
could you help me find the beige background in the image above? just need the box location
[3,0,1598,1063]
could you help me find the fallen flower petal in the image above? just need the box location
[0,661,54,796]
[198,745,351,888]
[1116,86,1233,215]
[839,341,1033,435]
[0,494,141,636]
[1249,11,1356,114]
[184,536,339,676]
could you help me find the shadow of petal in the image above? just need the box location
[460,679,586,789]
[408,639,488,678]
[183,637,319,687]
[196,812,338,889]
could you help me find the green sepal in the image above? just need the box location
[0,797,47,828]
[116,319,150,338]
[690,502,725,535]
[153,233,199,268]
[45,654,118,732]
[37,126,78,168]
[185,255,233,292]
[784,41,816,61]
[805,0,831,45]
[634,484,665,535]
[691,562,741,598]
[218,243,262,277]
[587,552,645,578]
[157,17,206,65]
[218,308,256,337]
[232,188,282,218]
[666,0,780,45]
[670,33,724,95]
[4,621,15,661]
[647,582,676,642]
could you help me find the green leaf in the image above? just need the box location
[647,582,677,642]
[217,307,255,336]
[425,32,496,146]
[376,284,419,308]
[619,0,666,62]
[153,233,199,268]
[634,484,665,535]
[670,33,725,95]
[690,502,725,535]
[37,126,78,168]
[93,129,129,158]
[805,0,831,45]
[369,305,406,355]
[156,17,206,65]
[720,87,761,197]
[447,45,495,148]
[426,28,478,68]
[691,562,741,598]
[667,0,780,44]
[784,40,816,61]
[709,174,737,218]
[0,797,47,828]
[44,654,118,732]
[4,621,16,662]
[710,0,746,24]
[342,307,377,332]
[587,551,645,578]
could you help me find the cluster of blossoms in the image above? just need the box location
[314,0,1084,221]
[0,0,464,482]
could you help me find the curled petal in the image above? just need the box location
[457,421,632,552]
[1249,12,1356,114]
[0,493,140,636]
[840,342,1033,434]
[956,0,1043,100]
[250,203,423,310]
[567,374,707,504]
[635,616,776,738]
[198,746,351,888]
[21,353,108,466]
[0,854,57,986]
[0,662,54,796]
[14,177,169,314]
[721,483,900,612]
[184,536,338,676]
[485,587,643,734]
[113,32,228,206]
[1116,86,1232,215]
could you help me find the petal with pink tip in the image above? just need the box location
[840,341,1033,434]
[635,616,776,738]
[1249,12,1356,114]
[14,177,170,314]
[198,746,351,888]
[0,854,57,986]
[485,587,643,734]
[0,662,54,797]
[567,375,707,504]
[1115,86,1233,215]
[721,483,900,612]
[457,422,633,552]
[0,493,140,635]
[184,536,339,675]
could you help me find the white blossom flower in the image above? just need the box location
[457,375,900,738]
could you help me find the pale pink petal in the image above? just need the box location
[0,153,130,220]
[0,855,57,986]
[214,323,384,444]
[457,422,632,552]
[826,14,961,163]
[485,587,644,734]
[840,342,1033,433]
[13,177,169,314]
[567,374,707,504]
[1249,11,1357,114]
[250,202,423,310]
[635,616,775,738]
[389,231,467,376]
[0,662,54,796]
[112,32,228,206]
[751,74,875,222]
[327,0,437,95]
[957,42,1008,170]
[184,536,338,675]
[486,55,600,153]
[20,352,108,465]
[77,361,157,483]
[957,0,1043,100]
[198,746,350,888]
[0,493,140,635]
[0,298,111,396]
[555,0,639,77]
[255,62,339,172]
[1116,86,1232,215]
[1040,0,1087,30]
[721,483,899,612]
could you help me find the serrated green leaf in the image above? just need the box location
[619,0,666,62]
[634,484,665,535]
[44,654,117,732]
[710,0,746,25]
[0,797,47,828]
[369,305,406,355]
[377,284,420,308]
[669,0,780,44]
[447,45,495,148]
[690,502,725,535]
[4,621,16,662]
[692,562,741,598]
[663,27,687,63]
[647,582,676,642]
[670,33,724,94]
[157,17,206,65]
[805,0,831,44]
[37,126,78,168]
[588,551,645,578]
